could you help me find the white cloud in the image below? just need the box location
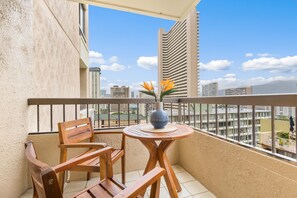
[101,63,125,71]
[245,53,254,57]
[100,76,107,81]
[137,56,158,70]
[200,60,232,71]
[201,74,297,90]
[224,73,236,78]
[89,51,105,64]
[257,53,271,57]
[242,55,297,73]
[109,56,118,63]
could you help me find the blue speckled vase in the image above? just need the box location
[150,102,169,129]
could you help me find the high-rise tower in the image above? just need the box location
[158,10,199,98]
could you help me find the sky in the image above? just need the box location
[89,0,297,93]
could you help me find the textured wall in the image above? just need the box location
[179,131,297,198]
[0,0,33,197]
[0,0,80,196]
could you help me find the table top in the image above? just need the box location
[123,123,193,141]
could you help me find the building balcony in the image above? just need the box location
[19,94,297,197]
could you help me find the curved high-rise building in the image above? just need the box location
[158,10,199,98]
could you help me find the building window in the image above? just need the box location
[79,4,86,39]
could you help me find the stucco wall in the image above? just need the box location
[0,0,80,196]
[0,1,33,197]
[179,131,297,198]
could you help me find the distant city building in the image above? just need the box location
[89,67,101,98]
[158,10,199,99]
[225,87,252,96]
[169,107,271,144]
[100,90,107,97]
[131,91,135,98]
[202,82,218,96]
[110,85,130,112]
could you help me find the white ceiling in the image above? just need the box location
[70,0,201,21]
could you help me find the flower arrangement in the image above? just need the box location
[140,79,177,102]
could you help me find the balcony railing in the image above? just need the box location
[28,94,297,162]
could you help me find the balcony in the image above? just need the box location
[21,94,297,197]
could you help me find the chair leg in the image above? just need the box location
[121,155,125,184]
[150,179,161,198]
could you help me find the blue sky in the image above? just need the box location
[89,0,297,93]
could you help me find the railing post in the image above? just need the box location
[50,104,53,132]
[295,107,297,160]
[178,102,182,124]
[37,105,40,132]
[271,106,276,153]
[225,104,228,139]
[237,105,240,142]
[252,105,256,146]
[215,104,218,135]
[199,103,202,129]
[207,104,209,132]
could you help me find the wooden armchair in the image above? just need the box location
[25,141,165,198]
[58,118,125,191]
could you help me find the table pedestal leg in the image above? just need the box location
[141,140,181,198]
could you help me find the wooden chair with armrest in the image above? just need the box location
[25,141,165,198]
[58,118,125,191]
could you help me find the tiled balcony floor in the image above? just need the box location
[21,165,216,198]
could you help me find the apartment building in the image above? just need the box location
[202,82,218,96]
[169,107,271,144]
[89,67,101,98]
[158,10,199,98]
[225,87,252,96]
[110,85,130,112]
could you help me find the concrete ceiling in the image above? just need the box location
[69,0,201,21]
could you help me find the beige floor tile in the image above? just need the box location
[172,164,186,173]
[85,177,100,188]
[63,191,81,198]
[20,188,33,198]
[125,171,141,182]
[183,180,208,195]
[193,191,217,198]
[176,172,195,183]
[63,180,87,194]
[160,187,171,198]
[114,173,122,181]
[178,183,192,197]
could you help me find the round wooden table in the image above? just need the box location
[123,123,193,198]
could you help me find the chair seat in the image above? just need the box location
[70,149,124,172]
[73,178,143,198]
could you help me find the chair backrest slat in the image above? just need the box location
[58,118,94,144]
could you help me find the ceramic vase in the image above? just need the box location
[150,102,169,129]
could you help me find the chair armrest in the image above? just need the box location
[114,167,165,198]
[59,143,107,149]
[53,146,113,173]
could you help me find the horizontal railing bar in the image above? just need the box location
[28,98,179,105]
[179,94,297,106]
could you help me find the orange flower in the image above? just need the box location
[162,79,175,91]
[141,81,154,92]
[164,81,175,91]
